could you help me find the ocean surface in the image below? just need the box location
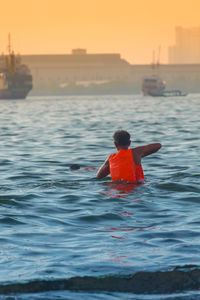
[0,94,199,299]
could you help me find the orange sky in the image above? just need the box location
[0,0,199,64]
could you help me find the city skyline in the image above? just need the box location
[168,26,200,64]
[0,0,199,64]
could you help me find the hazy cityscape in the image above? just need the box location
[0,26,199,96]
[17,26,200,95]
[168,26,200,64]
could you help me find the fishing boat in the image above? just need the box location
[142,47,187,97]
[142,75,166,96]
[0,35,32,99]
[142,75,187,97]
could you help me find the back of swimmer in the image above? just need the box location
[96,130,162,183]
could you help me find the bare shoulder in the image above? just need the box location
[132,143,162,163]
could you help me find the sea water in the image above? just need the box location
[0,94,199,299]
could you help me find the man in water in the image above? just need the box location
[96,130,161,183]
[70,164,96,171]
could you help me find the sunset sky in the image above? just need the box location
[0,0,199,64]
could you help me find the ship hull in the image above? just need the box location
[0,87,32,99]
[0,45,33,100]
[0,72,33,99]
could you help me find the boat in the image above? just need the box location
[161,90,187,97]
[142,75,166,96]
[0,35,32,99]
[142,75,187,97]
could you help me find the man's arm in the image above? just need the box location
[133,143,162,164]
[96,158,110,179]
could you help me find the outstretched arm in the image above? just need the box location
[96,158,110,179]
[133,143,162,164]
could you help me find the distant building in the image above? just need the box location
[168,26,200,64]
[21,49,132,92]
[19,48,200,95]
[71,48,87,55]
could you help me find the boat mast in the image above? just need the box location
[7,33,16,73]
[157,45,161,66]
[152,49,155,70]
[8,33,12,55]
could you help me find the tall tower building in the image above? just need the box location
[168,27,200,64]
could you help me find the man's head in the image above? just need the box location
[70,164,80,170]
[113,130,131,149]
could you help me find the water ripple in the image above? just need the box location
[0,95,200,299]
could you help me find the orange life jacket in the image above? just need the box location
[109,149,144,183]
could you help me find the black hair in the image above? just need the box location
[70,164,80,170]
[113,130,131,146]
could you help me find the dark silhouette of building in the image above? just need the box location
[20,49,200,95]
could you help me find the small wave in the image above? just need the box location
[0,216,25,225]
[78,213,123,222]
[155,182,200,193]
[1,265,200,295]
[0,193,42,205]
[0,159,12,166]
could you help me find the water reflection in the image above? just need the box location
[102,182,144,199]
